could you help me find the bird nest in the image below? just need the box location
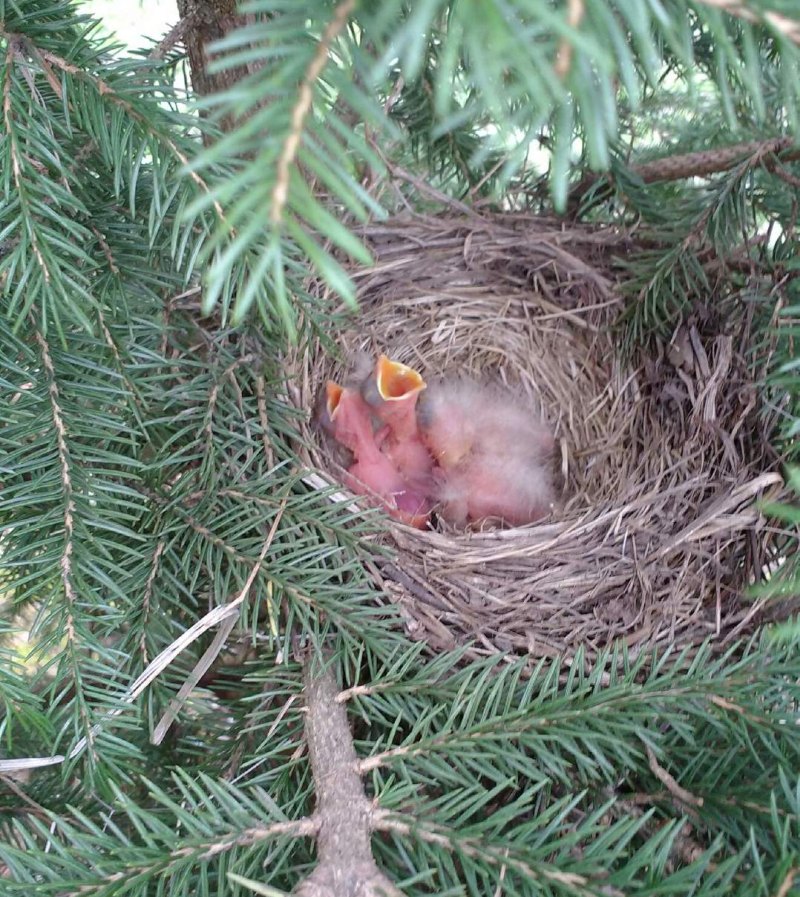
[288,213,787,662]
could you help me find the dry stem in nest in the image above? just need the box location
[287,213,787,663]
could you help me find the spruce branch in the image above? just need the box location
[609,143,792,341]
[90,227,120,276]
[3,37,49,282]
[255,373,276,469]
[295,647,403,897]
[372,811,623,897]
[151,498,287,745]
[59,819,318,897]
[140,540,165,666]
[34,328,77,639]
[94,307,147,421]
[693,0,800,47]
[27,44,227,228]
[2,508,285,772]
[270,0,356,228]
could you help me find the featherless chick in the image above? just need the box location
[417,378,555,527]
[357,354,435,495]
[319,380,430,529]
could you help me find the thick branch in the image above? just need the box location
[175,1,255,103]
[631,138,799,184]
[568,137,800,214]
[296,650,402,897]
[693,0,800,47]
[174,0,273,140]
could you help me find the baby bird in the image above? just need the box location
[359,355,434,493]
[321,381,430,529]
[418,380,553,467]
[434,454,554,527]
[417,378,555,527]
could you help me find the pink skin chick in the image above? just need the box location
[418,379,554,467]
[434,455,553,527]
[416,381,478,470]
[360,355,434,493]
[418,378,556,527]
[324,381,430,529]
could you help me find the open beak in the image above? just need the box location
[375,355,426,402]
[325,381,344,419]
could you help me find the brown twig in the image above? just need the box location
[554,0,586,79]
[35,329,77,641]
[569,137,800,213]
[0,774,50,818]
[270,0,356,226]
[645,744,704,809]
[150,16,193,60]
[604,791,708,871]
[774,867,798,897]
[294,648,403,897]
[693,0,800,47]
[770,157,800,190]
[90,226,120,275]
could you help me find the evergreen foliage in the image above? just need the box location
[1,1,799,895]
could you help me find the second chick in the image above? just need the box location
[417,378,555,527]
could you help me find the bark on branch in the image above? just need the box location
[175,0,261,135]
[295,649,403,897]
[568,137,800,214]
[628,137,800,184]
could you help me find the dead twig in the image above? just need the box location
[646,744,704,810]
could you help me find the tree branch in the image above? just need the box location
[372,811,621,897]
[568,137,800,214]
[35,329,77,639]
[270,0,356,226]
[693,0,800,47]
[645,744,704,810]
[150,16,193,60]
[295,648,403,897]
[629,138,799,183]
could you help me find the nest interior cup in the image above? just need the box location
[292,214,785,662]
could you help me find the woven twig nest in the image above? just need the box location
[289,213,786,661]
